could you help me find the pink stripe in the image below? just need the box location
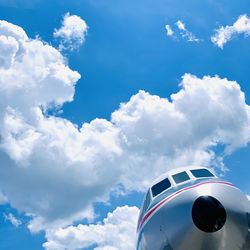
[137,181,235,232]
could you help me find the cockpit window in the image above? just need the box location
[151,178,171,197]
[172,171,190,184]
[191,169,214,178]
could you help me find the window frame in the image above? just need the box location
[142,189,152,214]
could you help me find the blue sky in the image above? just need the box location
[0,0,250,249]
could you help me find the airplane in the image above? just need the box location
[136,166,250,250]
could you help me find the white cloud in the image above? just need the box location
[247,195,250,201]
[54,13,88,51]
[0,19,250,240]
[175,20,200,42]
[165,20,200,42]
[0,36,19,69]
[165,25,174,37]
[4,213,22,227]
[43,206,139,250]
[176,20,186,31]
[211,14,250,49]
[111,74,250,190]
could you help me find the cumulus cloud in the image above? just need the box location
[211,14,250,49]
[0,18,250,240]
[43,206,139,250]
[54,13,88,51]
[175,20,200,42]
[4,213,22,227]
[111,75,250,190]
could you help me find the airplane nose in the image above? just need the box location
[192,196,227,233]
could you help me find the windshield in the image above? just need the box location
[172,171,190,184]
[191,169,214,178]
[151,178,171,197]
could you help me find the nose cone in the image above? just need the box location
[192,196,227,233]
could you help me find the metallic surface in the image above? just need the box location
[137,168,250,250]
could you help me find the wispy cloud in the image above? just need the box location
[176,20,200,42]
[165,20,200,43]
[54,13,88,51]
[0,191,8,204]
[165,24,174,37]
[4,213,22,227]
[211,14,250,49]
